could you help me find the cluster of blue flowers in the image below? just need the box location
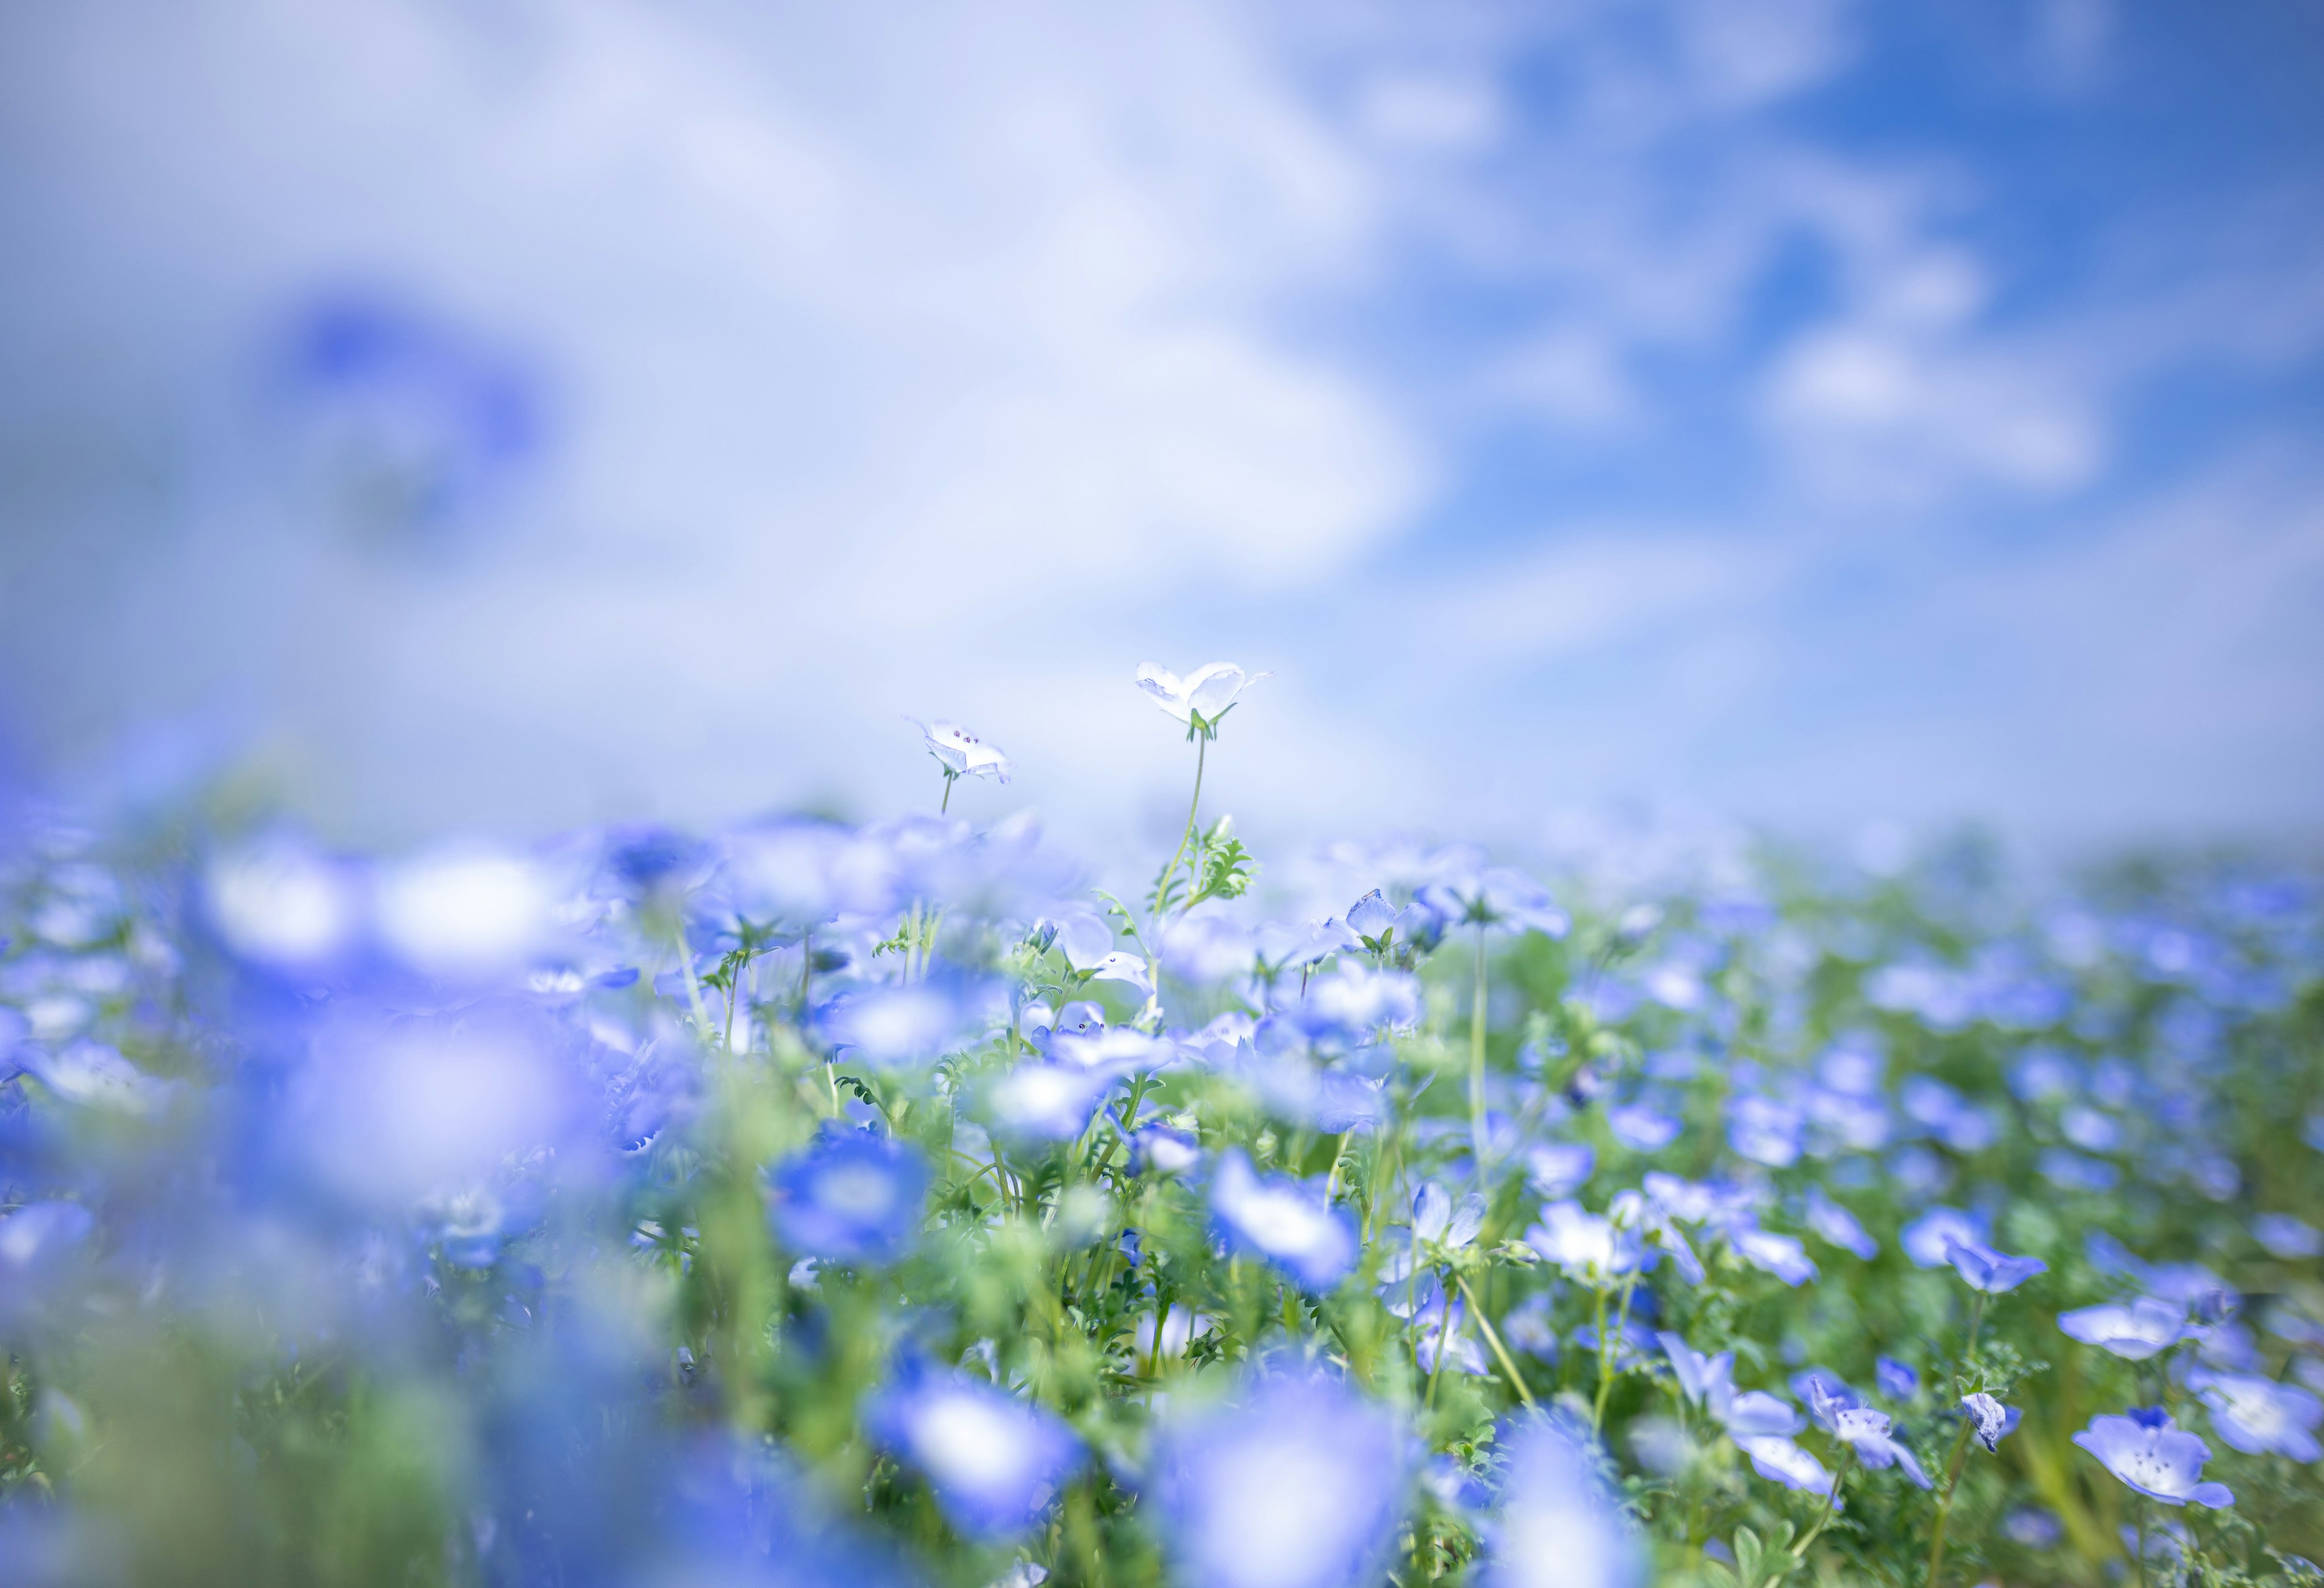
[1,663,2320,1586]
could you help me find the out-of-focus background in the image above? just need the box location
[2,0,2320,858]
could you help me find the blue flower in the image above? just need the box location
[1482,1416,1646,1588]
[1730,1225,1817,1287]
[1526,1143,1595,1199]
[986,1061,1112,1145]
[2187,1368,2323,1460]
[866,1368,1082,1539]
[1727,1094,1803,1168]
[767,1129,928,1264]
[1876,1357,1919,1401]
[2073,1408,2233,1509]
[1150,1374,1405,1588]
[1735,1435,1833,1495]
[1525,1201,1643,1289]
[1802,1188,1879,1261]
[2058,1298,2187,1361]
[1208,1150,1357,1291]
[1606,1104,1681,1153]
[1827,1405,1932,1488]
[911,718,1013,786]
[1900,1206,1987,1268]
[1135,661,1269,740]
[1943,1236,2046,1293]
[1417,867,1570,938]
[1961,1393,2020,1452]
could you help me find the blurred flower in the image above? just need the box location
[1802,1188,1878,1260]
[1731,1227,1817,1287]
[1900,1206,1986,1268]
[768,1129,928,1264]
[1727,1094,1802,1168]
[1876,1357,1919,1401]
[1418,867,1569,938]
[2058,1298,2187,1361]
[1149,1374,1404,1588]
[912,719,1013,784]
[374,845,552,980]
[867,1368,1080,1539]
[1962,1393,2020,1452]
[1135,662,1269,738]
[2254,1213,2324,1260]
[1735,1435,1832,1495]
[1526,1143,1595,1199]
[1606,1104,1680,1153]
[1209,1150,1357,1290]
[2186,1368,2323,1460]
[1481,1416,1646,1588]
[205,835,363,973]
[821,979,999,1071]
[987,1062,1112,1145]
[1132,1125,1204,1177]
[2072,1409,2233,1508]
[1526,1202,1643,1289]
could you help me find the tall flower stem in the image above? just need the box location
[1793,1452,1853,1560]
[1468,921,1489,1178]
[1923,1290,1988,1587]
[1151,733,1208,913]
[1455,1273,1537,1409]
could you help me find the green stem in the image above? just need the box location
[1794,1451,1853,1560]
[1923,1417,1978,1588]
[1594,1276,1636,1431]
[940,770,954,813]
[1151,733,1208,913]
[2135,1494,2150,1588]
[1454,1273,1537,1409]
[1469,922,1489,1179]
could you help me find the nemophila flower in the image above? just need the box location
[1724,1392,1805,1438]
[1526,1201,1643,1288]
[1413,1283,1489,1377]
[1209,1150,1357,1291]
[2058,1298,2187,1361]
[1731,1226,1817,1287]
[1962,1393,2020,1452]
[1418,867,1570,938]
[2073,1409,2234,1509]
[767,1129,928,1265]
[1609,1190,1706,1285]
[987,1062,1112,1145]
[2255,1212,2324,1260]
[821,980,994,1070]
[1827,1405,1932,1488]
[1876,1357,1919,1401]
[1482,1416,1647,1588]
[1900,1206,1987,1268]
[912,719,1013,784]
[373,845,553,980]
[1526,1143,1595,1199]
[1658,1334,1735,1415]
[1802,1187,1877,1260]
[1344,889,1420,956]
[1290,964,1424,1049]
[1735,1435,1833,1495]
[1606,1103,1681,1153]
[1135,661,1268,738]
[866,1368,1079,1540]
[205,835,364,973]
[1149,1374,1405,1588]
[2003,1506,2064,1548]
[2187,1368,2324,1460]
[1727,1093,1803,1168]
[1131,1124,1203,1176]
[15,1041,172,1115]
[1943,1236,2046,1293]
[0,1200,95,1304]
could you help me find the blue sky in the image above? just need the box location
[1,0,2319,859]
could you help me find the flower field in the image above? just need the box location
[2,665,2321,1587]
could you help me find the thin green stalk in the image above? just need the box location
[1594,1276,1637,1431]
[1455,1273,1537,1409]
[1151,733,1208,913]
[1468,922,1489,1179]
[1923,1417,1978,1587]
[1793,1451,1853,1560]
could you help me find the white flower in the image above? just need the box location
[914,718,1013,783]
[1134,662,1268,732]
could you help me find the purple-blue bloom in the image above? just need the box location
[1208,1150,1357,1291]
[1900,1206,1986,1268]
[767,1127,928,1265]
[1730,1226,1817,1287]
[1876,1357,1919,1401]
[866,1369,1081,1539]
[2058,1298,2187,1361]
[1961,1393,2020,1452]
[1943,1236,2046,1293]
[1149,1374,1405,1588]
[2187,1368,2324,1460]
[2073,1408,2234,1508]
[1482,1416,1646,1588]
[1802,1187,1878,1261]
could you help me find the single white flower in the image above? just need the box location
[1134,662,1268,735]
[913,718,1013,783]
